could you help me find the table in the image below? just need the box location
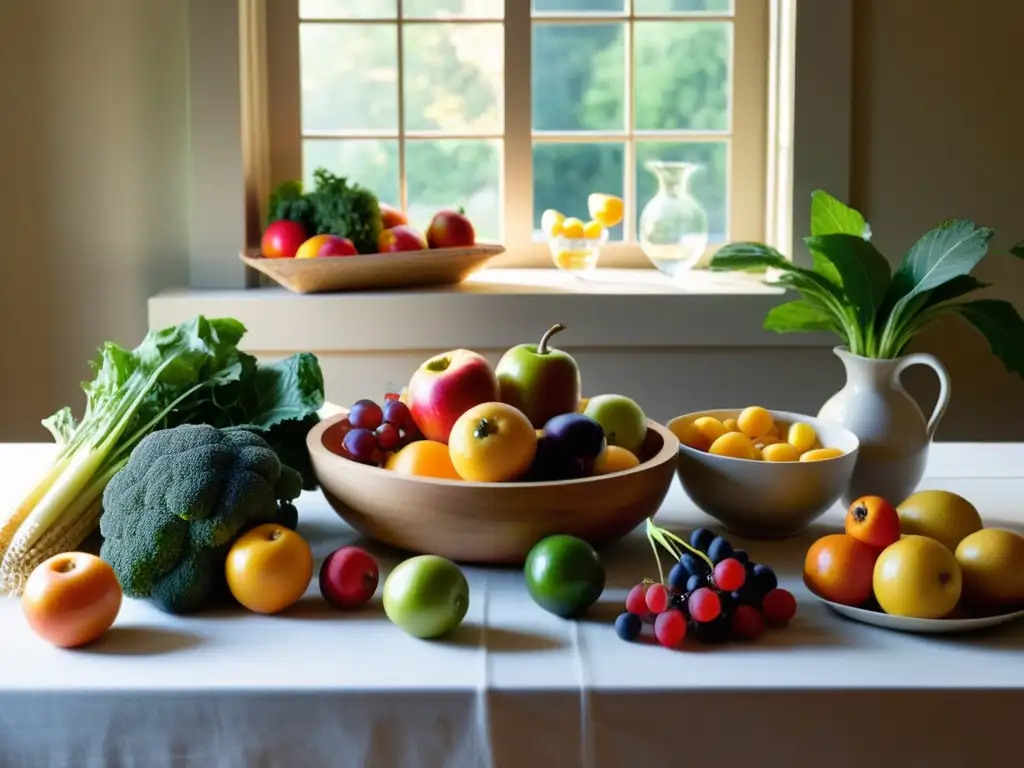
[2,443,1023,768]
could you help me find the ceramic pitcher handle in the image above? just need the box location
[894,353,951,441]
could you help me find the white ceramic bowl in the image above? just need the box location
[666,408,860,539]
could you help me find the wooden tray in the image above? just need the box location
[240,242,505,294]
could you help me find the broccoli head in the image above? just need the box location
[99,424,303,614]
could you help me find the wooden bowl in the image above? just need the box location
[306,413,680,565]
[240,242,505,294]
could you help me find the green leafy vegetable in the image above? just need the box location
[0,316,324,595]
[267,168,384,255]
[708,190,1024,376]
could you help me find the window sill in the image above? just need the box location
[148,268,836,352]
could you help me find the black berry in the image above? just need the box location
[689,527,716,553]
[615,612,643,641]
[668,562,689,591]
[680,552,710,577]
[731,549,750,565]
[707,536,734,564]
[751,564,778,595]
[685,573,706,593]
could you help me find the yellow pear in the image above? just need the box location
[955,528,1024,611]
[896,490,983,552]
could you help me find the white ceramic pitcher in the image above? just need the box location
[817,346,951,509]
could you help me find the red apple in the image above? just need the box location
[380,202,408,229]
[406,349,500,443]
[426,209,476,249]
[318,236,359,257]
[379,224,428,253]
[261,220,307,259]
[319,546,379,609]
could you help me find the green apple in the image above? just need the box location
[584,394,647,455]
[383,555,469,639]
[495,323,582,428]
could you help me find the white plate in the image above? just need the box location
[811,594,1024,634]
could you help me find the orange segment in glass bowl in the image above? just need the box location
[385,440,462,480]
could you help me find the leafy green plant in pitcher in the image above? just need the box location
[708,191,1024,506]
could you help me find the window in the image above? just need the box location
[264,0,771,267]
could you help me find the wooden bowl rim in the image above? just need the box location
[307,411,680,489]
[241,241,505,265]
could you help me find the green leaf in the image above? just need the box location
[804,234,891,329]
[950,299,1024,379]
[763,300,839,333]
[41,407,79,445]
[1010,240,1024,260]
[922,275,990,310]
[708,241,790,272]
[887,219,995,310]
[809,190,872,286]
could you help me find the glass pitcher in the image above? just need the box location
[638,161,709,277]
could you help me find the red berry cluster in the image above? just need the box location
[614,523,798,648]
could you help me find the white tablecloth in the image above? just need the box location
[2,443,1023,768]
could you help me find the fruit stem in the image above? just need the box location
[645,518,716,573]
[537,323,566,355]
[473,418,493,440]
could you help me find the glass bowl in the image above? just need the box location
[547,231,608,278]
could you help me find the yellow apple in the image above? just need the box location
[873,535,962,619]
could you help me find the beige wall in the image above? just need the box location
[2,0,1022,443]
[849,0,1024,437]
[0,0,191,440]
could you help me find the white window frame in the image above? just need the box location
[185,0,850,289]
[258,0,771,269]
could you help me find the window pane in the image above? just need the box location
[405,0,503,18]
[403,24,503,134]
[634,0,732,12]
[636,141,727,241]
[532,24,625,132]
[300,24,398,133]
[532,0,625,12]
[532,142,624,240]
[634,22,730,131]
[406,140,501,241]
[300,0,396,19]
[303,139,400,211]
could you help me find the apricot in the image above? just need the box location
[845,495,901,549]
[708,431,757,460]
[800,447,844,462]
[737,406,775,439]
[673,421,711,451]
[693,416,728,445]
[761,442,800,462]
[804,533,879,606]
[722,418,740,433]
[787,422,817,454]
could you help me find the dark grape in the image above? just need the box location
[762,588,797,625]
[680,552,710,577]
[615,612,643,641]
[350,399,384,430]
[707,536,734,564]
[717,590,735,617]
[732,549,750,565]
[670,592,689,616]
[646,583,669,614]
[690,614,730,644]
[731,584,763,609]
[751,564,778,596]
[689,527,716,552]
[343,428,378,464]
[730,605,765,641]
[654,609,686,647]
[625,583,648,616]
[688,587,721,623]
[685,573,706,593]
[713,559,746,592]
[668,562,689,591]
[375,422,401,451]
[383,400,413,430]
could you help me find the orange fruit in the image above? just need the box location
[845,495,901,549]
[587,193,624,228]
[448,402,537,482]
[803,533,879,606]
[225,524,314,614]
[295,234,335,260]
[594,445,640,475]
[386,440,461,480]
